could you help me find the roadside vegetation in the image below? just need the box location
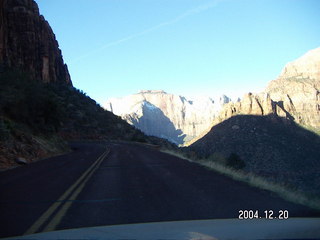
[0,70,66,135]
[161,148,320,211]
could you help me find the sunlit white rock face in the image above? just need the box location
[104,90,230,145]
[265,47,320,128]
[277,47,320,81]
[212,47,320,130]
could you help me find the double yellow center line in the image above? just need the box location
[24,148,110,235]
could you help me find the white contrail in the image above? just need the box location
[71,0,222,63]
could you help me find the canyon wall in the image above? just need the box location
[0,0,71,84]
[215,47,320,130]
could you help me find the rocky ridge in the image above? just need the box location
[0,0,71,84]
[104,90,231,145]
[212,47,320,132]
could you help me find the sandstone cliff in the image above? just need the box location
[214,47,320,131]
[104,90,230,145]
[0,0,71,84]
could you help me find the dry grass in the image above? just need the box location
[160,149,193,162]
[161,149,320,211]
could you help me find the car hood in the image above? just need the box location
[5,218,320,240]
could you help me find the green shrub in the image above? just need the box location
[226,153,246,170]
[207,152,227,164]
[0,118,10,141]
[0,69,66,134]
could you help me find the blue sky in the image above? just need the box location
[36,0,320,104]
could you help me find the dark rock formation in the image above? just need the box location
[0,0,71,84]
[190,114,320,196]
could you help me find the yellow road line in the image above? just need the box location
[43,151,107,231]
[24,148,110,235]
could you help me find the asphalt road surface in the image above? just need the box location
[0,141,319,238]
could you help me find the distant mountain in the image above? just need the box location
[276,47,320,81]
[210,47,320,133]
[265,47,320,129]
[104,90,231,145]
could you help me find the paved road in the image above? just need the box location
[0,142,319,238]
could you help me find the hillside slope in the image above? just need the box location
[0,1,173,169]
[190,114,320,195]
[0,69,165,169]
[189,48,320,196]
